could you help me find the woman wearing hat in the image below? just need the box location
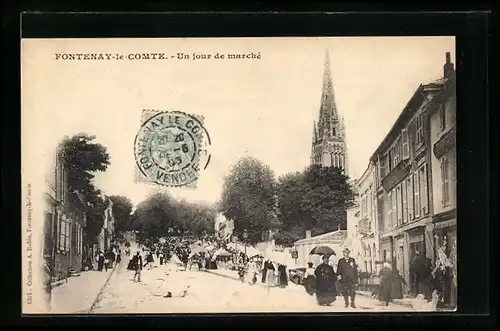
[314,255,337,306]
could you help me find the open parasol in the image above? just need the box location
[309,246,336,256]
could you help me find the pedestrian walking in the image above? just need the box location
[336,248,358,308]
[130,251,143,282]
[314,255,337,306]
[245,259,258,285]
[116,249,122,264]
[144,251,155,270]
[378,262,393,306]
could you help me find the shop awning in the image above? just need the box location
[433,218,456,230]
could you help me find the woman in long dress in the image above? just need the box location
[265,261,276,287]
[303,262,316,295]
[245,259,258,285]
[378,262,393,306]
[314,255,337,306]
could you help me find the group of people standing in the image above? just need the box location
[237,258,288,289]
[95,247,122,272]
[303,247,359,308]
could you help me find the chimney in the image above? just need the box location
[443,52,454,79]
[305,230,312,239]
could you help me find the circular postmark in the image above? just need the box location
[134,110,211,187]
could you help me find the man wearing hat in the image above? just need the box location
[337,247,358,308]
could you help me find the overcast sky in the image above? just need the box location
[23,37,455,207]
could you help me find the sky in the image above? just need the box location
[23,37,455,207]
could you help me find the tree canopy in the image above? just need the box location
[275,164,355,246]
[109,195,134,234]
[60,133,111,237]
[220,156,279,245]
[129,192,216,237]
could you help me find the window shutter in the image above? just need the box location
[421,166,429,215]
[402,129,409,159]
[414,172,420,218]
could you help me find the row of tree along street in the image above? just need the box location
[60,134,354,254]
[220,156,356,247]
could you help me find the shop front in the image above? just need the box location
[433,216,457,309]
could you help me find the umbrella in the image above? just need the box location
[309,246,336,256]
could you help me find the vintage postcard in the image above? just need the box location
[21,36,457,314]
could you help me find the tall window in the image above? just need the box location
[75,223,83,255]
[440,104,446,131]
[392,189,398,227]
[393,140,400,168]
[441,155,450,206]
[402,180,408,224]
[58,213,71,252]
[416,114,424,148]
[419,165,429,215]
[379,156,387,181]
[402,129,410,159]
[387,191,393,229]
[407,177,414,220]
[396,185,402,226]
[414,171,421,218]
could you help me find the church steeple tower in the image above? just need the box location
[310,51,349,176]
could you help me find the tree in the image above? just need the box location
[129,194,216,237]
[131,192,177,237]
[60,133,111,237]
[275,164,355,246]
[220,156,279,245]
[109,195,134,233]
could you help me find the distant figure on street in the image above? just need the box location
[159,252,165,265]
[278,264,288,288]
[314,255,337,306]
[379,262,393,306]
[303,262,317,296]
[409,251,427,296]
[245,259,258,285]
[143,251,154,269]
[392,269,407,299]
[130,251,143,282]
[337,248,358,308]
[116,249,122,264]
[97,252,105,271]
[261,260,269,283]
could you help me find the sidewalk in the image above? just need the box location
[208,269,420,309]
[50,266,117,314]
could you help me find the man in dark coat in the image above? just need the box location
[130,251,143,282]
[337,248,358,308]
[314,255,337,306]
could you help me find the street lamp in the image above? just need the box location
[243,229,248,257]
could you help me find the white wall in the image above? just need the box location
[346,205,360,238]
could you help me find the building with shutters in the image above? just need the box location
[428,52,456,308]
[43,147,87,285]
[311,51,349,175]
[370,53,454,289]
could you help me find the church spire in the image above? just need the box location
[310,50,349,175]
[318,50,339,139]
